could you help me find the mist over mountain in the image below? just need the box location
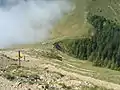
[0,0,72,48]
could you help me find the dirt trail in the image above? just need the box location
[1,50,120,90]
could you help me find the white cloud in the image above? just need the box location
[0,0,72,48]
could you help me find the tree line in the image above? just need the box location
[56,13,120,70]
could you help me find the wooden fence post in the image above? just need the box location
[18,50,21,67]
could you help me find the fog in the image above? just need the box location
[0,0,72,48]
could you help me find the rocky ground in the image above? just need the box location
[0,47,118,90]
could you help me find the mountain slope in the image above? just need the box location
[52,0,120,39]
[87,0,120,22]
[51,0,89,38]
[52,0,120,72]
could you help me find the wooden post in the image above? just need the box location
[18,50,21,67]
[24,56,25,61]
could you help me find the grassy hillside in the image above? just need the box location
[51,0,89,38]
[52,0,120,71]
[52,0,120,38]
[87,0,120,23]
